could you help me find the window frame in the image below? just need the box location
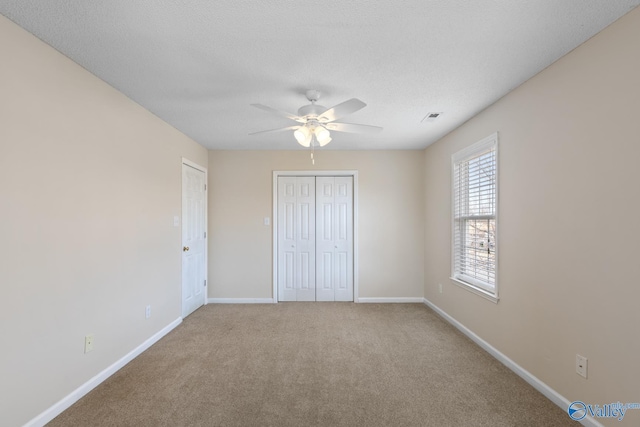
[450,132,499,303]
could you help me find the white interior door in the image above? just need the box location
[277,177,316,301]
[316,177,353,301]
[277,175,353,302]
[182,163,206,317]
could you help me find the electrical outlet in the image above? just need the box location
[145,305,151,319]
[84,334,94,353]
[438,283,443,294]
[576,354,588,378]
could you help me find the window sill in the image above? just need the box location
[450,277,499,303]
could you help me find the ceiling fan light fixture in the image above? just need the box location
[314,126,331,146]
[250,91,381,154]
[294,126,311,147]
[318,136,332,147]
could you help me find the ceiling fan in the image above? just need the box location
[250,90,382,148]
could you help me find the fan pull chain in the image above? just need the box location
[311,145,315,165]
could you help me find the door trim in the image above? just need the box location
[182,158,208,315]
[272,170,358,303]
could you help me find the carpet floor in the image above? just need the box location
[48,303,578,426]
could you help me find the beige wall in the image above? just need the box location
[423,7,640,425]
[208,150,425,300]
[0,16,207,426]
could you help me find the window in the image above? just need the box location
[451,133,498,301]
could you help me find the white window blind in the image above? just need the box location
[452,133,498,297]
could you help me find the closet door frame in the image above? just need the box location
[272,170,358,303]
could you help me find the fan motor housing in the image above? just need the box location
[298,103,327,118]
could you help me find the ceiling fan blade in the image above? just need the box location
[325,122,383,134]
[318,98,366,122]
[250,104,305,123]
[249,125,300,135]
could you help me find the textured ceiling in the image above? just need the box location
[1,1,638,150]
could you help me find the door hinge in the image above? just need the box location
[204,279,207,287]
[204,231,207,238]
[204,184,207,191]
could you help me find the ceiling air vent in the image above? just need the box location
[421,112,443,123]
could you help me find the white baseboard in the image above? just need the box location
[422,298,603,427]
[209,297,423,304]
[24,317,182,427]
[208,298,275,304]
[357,297,424,303]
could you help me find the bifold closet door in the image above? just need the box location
[316,177,353,302]
[277,177,316,301]
[277,176,353,302]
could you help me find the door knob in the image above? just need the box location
[183,246,190,252]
